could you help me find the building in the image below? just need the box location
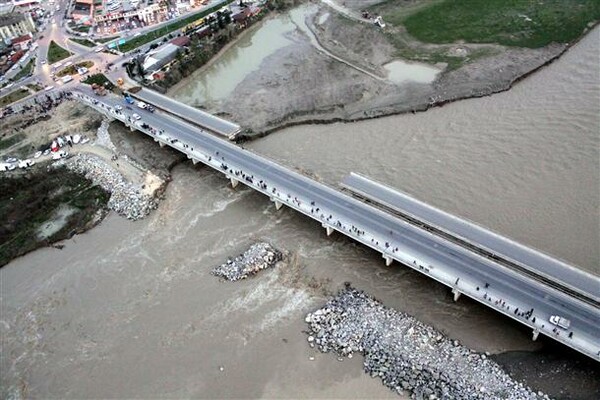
[0,11,35,41]
[143,43,180,74]
[10,32,31,49]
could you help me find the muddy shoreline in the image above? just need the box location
[169,3,597,138]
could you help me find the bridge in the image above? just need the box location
[72,87,600,361]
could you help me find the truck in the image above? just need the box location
[62,75,73,84]
[549,315,571,330]
[124,95,134,104]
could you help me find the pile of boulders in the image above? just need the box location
[56,153,157,220]
[305,286,546,400]
[212,242,283,281]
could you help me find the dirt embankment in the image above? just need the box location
[0,100,187,266]
[218,3,574,136]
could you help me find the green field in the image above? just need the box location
[95,36,119,43]
[82,73,115,90]
[0,168,109,267]
[401,0,600,48]
[0,133,25,151]
[0,88,30,107]
[70,37,96,47]
[47,40,73,64]
[119,0,233,52]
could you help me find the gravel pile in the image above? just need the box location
[56,154,157,220]
[212,242,283,281]
[305,286,546,400]
[94,119,117,152]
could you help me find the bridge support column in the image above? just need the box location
[452,288,461,302]
[270,197,283,210]
[322,224,334,236]
[130,125,135,132]
[383,254,393,266]
[532,329,540,341]
[158,141,165,148]
[230,177,238,188]
[191,158,199,165]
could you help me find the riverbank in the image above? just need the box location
[0,100,178,265]
[170,1,598,136]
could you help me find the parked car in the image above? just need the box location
[33,151,43,158]
[114,105,123,111]
[132,113,141,120]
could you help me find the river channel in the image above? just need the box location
[1,15,598,400]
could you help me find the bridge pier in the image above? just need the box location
[383,254,393,266]
[452,288,461,301]
[322,224,334,236]
[532,328,540,341]
[191,158,199,165]
[129,125,135,132]
[270,197,283,210]
[158,141,165,148]
[230,177,238,188]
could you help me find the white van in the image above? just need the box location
[62,75,73,83]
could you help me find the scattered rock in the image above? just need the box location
[211,242,283,281]
[305,286,542,399]
[54,153,157,220]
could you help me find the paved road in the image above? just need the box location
[130,88,241,137]
[74,87,600,360]
[341,172,600,303]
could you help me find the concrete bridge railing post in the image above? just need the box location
[270,197,283,210]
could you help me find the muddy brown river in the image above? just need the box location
[1,25,598,400]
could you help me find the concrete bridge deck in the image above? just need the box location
[72,88,600,361]
[127,88,241,139]
[341,172,600,306]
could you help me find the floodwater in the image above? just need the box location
[1,23,598,400]
[251,27,600,274]
[383,60,440,84]
[169,11,299,106]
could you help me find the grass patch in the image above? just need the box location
[47,40,73,64]
[82,73,115,90]
[72,24,91,33]
[0,133,25,151]
[0,168,110,267]
[119,0,233,52]
[401,0,600,48]
[0,88,30,107]
[56,61,94,77]
[12,58,35,81]
[70,37,96,47]
[27,83,44,92]
[95,36,119,43]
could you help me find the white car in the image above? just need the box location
[114,105,123,111]
[95,46,104,53]
[73,134,81,144]
[43,149,51,156]
[41,60,46,65]
[52,150,69,160]
[44,85,54,91]
[18,159,35,168]
[132,113,141,120]
[33,151,43,158]
[136,101,147,109]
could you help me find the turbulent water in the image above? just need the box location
[1,25,598,400]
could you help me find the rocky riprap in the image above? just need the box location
[55,154,157,220]
[305,286,547,400]
[212,243,283,281]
